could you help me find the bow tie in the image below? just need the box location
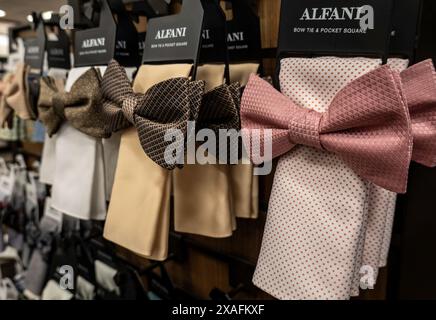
[38,68,106,138]
[0,64,33,128]
[196,82,241,133]
[102,60,241,135]
[400,59,436,167]
[101,60,205,170]
[241,64,414,193]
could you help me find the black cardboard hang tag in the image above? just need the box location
[225,0,261,63]
[138,32,146,61]
[74,0,117,67]
[68,0,101,28]
[199,0,228,64]
[131,0,169,18]
[46,26,72,70]
[141,0,204,66]
[278,0,394,59]
[389,0,422,59]
[24,19,46,71]
[110,0,141,67]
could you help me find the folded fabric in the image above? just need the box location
[0,73,15,127]
[0,64,33,127]
[357,59,436,292]
[50,67,108,221]
[37,69,67,185]
[104,63,194,261]
[95,260,120,296]
[249,57,385,300]
[41,280,73,300]
[75,275,95,300]
[246,57,436,300]
[172,64,238,238]
[228,63,260,220]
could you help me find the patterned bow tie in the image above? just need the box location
[102,61,241,136]
[241,65,413,193]
[197,82,241,132]
[38,68,106,138]
[101,60,205,170]
[400,59,436,167]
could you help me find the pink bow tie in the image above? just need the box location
[241,65,414,194]
[400,59,436,167]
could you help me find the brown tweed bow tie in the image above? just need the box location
[38,68,106,138]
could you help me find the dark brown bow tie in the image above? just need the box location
[101,60,205,170]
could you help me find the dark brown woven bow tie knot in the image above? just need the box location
[196,82,242,162]
[197,82,241,132]
[101,60,205,169]
[121,93,142,124]
[133,77,205,170]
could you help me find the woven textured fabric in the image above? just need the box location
[401,59,436,167]
[37,77,66,137]
[172,64,238,238]
[197,82,241,162]
[50,67,108,221]
[241,66,413,193]
[355,58,409,295]
[228,63,260,220]
[197,82,241,133]
[357,59,436,293]
[101,60,205,170]
[104,63,193,261]
[38,68,107,138]
[251,57,384,300]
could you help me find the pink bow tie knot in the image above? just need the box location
[288,107,323,150]
[241,65,413,194]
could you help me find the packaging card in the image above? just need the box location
[278,0,394,58]
[142,0,204,65]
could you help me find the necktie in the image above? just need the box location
[172,64,238,238]
[250,57,397,300]
[104,63,195,261]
